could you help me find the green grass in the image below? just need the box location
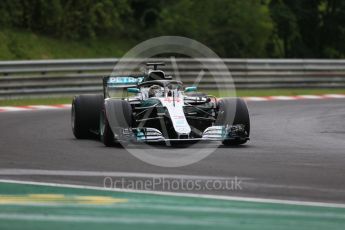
[0,89,344,106]
[0,29,134,60]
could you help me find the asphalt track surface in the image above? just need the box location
[1,99,345,204]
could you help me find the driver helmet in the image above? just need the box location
[148,85,162,97]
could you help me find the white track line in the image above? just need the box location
[268,96,297,101]
[0,95,344,112]
[0,209,344,224]
[0,104,71,112]
[2,169,343,199]
[296,95,323,99]
[0,106,32,112]
[28,105,62,110]
[1,179,345,209]
[0,169,247,181]
[323,94,345,99]
[0,213,214,225]
[243,97,269,101]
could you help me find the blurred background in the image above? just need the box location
[0,0,345,104]
[0,3,345,229]
[0,0,344,60]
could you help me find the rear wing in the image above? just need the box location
[102,76,144,98]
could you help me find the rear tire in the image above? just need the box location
[215,98,250,146]
[71,94,104,139]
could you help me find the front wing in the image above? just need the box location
[112,125,249,144]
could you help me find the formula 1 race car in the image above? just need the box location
[71,63,250,146]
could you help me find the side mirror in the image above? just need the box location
[127,88,140,94]
[185,86,197,93]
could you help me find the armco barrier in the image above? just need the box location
[1,58,345,98]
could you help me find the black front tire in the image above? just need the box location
[99,109,115,147]
[101,99,133,146]
[215,98,250,146]
[71,94,104,139]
